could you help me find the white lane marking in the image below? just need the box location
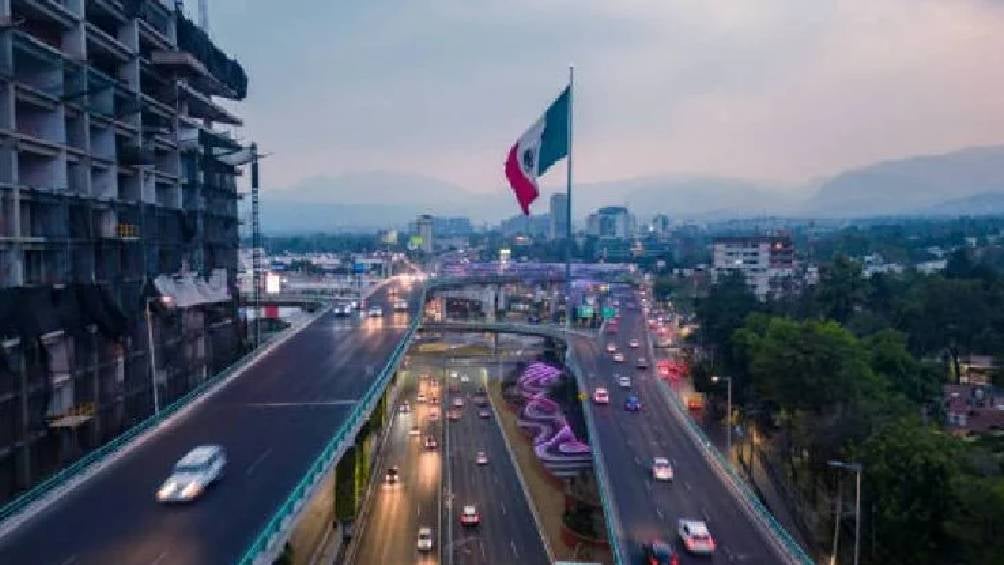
[510,540,519,558]
[500,500,507,515]
[656,508,664,521]
[246,400,357,408]
[644,479,652,492]
[150,551,169,565]
[683,481,692,492]
[481,540,487,561]
[245,448,273,476]
[701,507,711,523]
[60,556,77,565]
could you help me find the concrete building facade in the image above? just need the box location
[711,235,795,299]
[586,206,634,239]
[0,0,247,502]
[548,192,567,240]
[415,214,434,253]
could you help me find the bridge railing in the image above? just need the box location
[238,283,427,565]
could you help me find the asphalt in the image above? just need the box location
[0,279,421,565]
[352,361,444,565]
[573,288,788,565]
[446,364,549,565]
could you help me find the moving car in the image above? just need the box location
[459,505,481,526]
[613,352,625,363]
[592,387,610,405]
[606,342,617,353]
[392,298,408,311]
[447,409,461,421]
[636,357,649,369]
[629,338,640,348]
[476,451,489,465]
[427,410,440,422]
[478,408,491,419]
[652,457,674,481]
[624,394,642,412]
[643,540,680,565]
[368,305,383,317]
[678,519,716,554]
[617,375,632,388]
[399,401,410,414]
[416,392,427,404]
[156,445,226,503]
[385,465,400,484]
[425,435,438,450]
[417,527,434,551]
[460,374,470,383]
[333,303,352,317]
[452,397,464,408]
[409,425,420,436]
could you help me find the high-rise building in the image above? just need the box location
[0,2,247,501]
[549,192,568,240]
[586,206,634,239]
[415,214,434,253]
[711,235,795,299]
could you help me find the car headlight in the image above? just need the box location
[158,482,177,498]
[181,482,202,499]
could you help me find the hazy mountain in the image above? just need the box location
[803,145,1004,217]
[919,192,1004,216]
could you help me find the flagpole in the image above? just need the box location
[565,65,574,330]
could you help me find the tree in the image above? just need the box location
[815,254,867,324]
[855,418,959,564]
[864,329,941,405]
[695,269,758,375]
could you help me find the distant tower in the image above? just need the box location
[198,0,210,34]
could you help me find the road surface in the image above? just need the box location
[0,279,420,565]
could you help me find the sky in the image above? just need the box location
[206,0,1004,196]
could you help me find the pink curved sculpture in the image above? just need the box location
[511,363,592,475]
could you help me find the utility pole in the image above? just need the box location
[712,375,733,458]
[828,460,863,565]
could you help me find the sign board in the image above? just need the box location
[265,272,281,294]
[353,262,366,274]
[601,306,617,320]
[578,306,594,319]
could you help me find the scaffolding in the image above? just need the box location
[0,0,247,503]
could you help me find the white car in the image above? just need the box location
[157,445,226,503]
[452,397,464,408]
[606,343,617,353]
[593,387,610,404]
[679,519,716,554]
[476,450,488,465]
[393,299,408,311]
[367,305,383,317]
[629,339,640,348]
[460,374,470,383]
[652,457,673,481]
[417,527,434,551]
[637,357,649,369]
[613,352,625,363]
[416,392,427,403]
[617,375,632,388]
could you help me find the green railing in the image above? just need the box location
[0,313,322,525]
[237,283,426,565]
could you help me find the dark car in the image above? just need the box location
[624,394,642,412]
[643,539,679,565]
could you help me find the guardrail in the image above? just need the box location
[237,283,428,565]
[0,310,325,527]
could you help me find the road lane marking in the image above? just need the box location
[150,551,169,565]
[683,481,692,492]
[655,508,664,521]
[480,540,487,561]
[510,540,519,558]
[245,448,273,476]
[500,500,507,515]
[60,556,77,565]
[644,479,652,492]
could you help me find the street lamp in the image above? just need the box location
[711,375,733,458]
[828,459,863,565]
[145,295,173,415]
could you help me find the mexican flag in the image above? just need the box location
[504,86,570,215]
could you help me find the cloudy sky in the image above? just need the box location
[208,0,1004,196]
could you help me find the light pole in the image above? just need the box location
[828,459,863,565]
[711,375,733,458]
[145,295,173,415]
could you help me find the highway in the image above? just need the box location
[0,278,421,565]
[352,362,444,565]
[573,287,788,564]
[446,365,549,565]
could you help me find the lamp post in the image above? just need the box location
[145,295,172,415]
[828,459,863,565]
[711,375,733,458]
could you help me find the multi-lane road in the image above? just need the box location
[0,279,420,565]
[573,286,789,564]
[352,357,548,565]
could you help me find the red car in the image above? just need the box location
[459,505,480,526]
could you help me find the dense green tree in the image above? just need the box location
[855,418,959,565]
[695,269,758,375]
[864,329,941,405]
[815,254,867,324]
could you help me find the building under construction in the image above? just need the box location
[0,0,248,503]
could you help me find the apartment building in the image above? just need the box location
[711,235,795,299]
[0,0,247,502]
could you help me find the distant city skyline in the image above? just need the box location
[213,0,1004,198]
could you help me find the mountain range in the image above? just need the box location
[255,145,1004,232]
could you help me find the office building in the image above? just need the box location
[500,213,549,239]
[586,206,634,239]
[711,235,795,299]
[0,1,247,501]
[415,214,434,253]
[548,192,568,240]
